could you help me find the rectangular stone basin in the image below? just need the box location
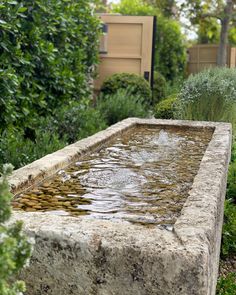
[9,118,232,295]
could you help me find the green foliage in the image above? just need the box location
[97,88,148,125]
[176,68,236,124]
[0,164,32,294]
[0,102,107,170]
[152,71,167,103]
[111,0,187,82]
[216,273,236,295]
[45,103,108,144]
[0,130,66,170]
[144,0,177,17]
[221,200,236,257]
[195,18,236,46]
[154,95,177,119]
[155,15,187,81]
[0,0,100,133]
[101,73,152,105]
[197,18,220,44]
[229,26,236,46]
[166,77,184,97]
[227,142,236,204]
[112,0,154,15]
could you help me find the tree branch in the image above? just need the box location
[201,13,222,21]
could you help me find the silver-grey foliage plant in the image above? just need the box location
[176,67,236,125]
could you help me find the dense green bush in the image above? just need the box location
[221,200,236,257]
[101,73,152,105]
[111,0,154,15]
[112,0,187,81]
[0,102,108,169]
[0,0,100,133]
[217,273,236,295]
[0,164,32,294]
[166,77,185,97]
[155,15,187,81]
[44,103,108,144]
[97,87,148,125]
[176,68,236,124]
[154,95,177,119]
[152,71,167,103]
[0,129,66,170]
[226,142,236,211]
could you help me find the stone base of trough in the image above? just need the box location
[9,118,232,295]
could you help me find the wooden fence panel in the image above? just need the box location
[94,15,155,91]
[187,45,236,75]
[229,47,236,68]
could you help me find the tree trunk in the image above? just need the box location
[217,0,234,66]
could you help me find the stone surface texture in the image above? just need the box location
[9,118,232,295]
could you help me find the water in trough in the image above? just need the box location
[13,126,213,227]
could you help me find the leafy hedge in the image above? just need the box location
[0,0,100,132]
[155,15,186,82]
[42,102,108,144]
[152,71,167,103]
[154,95,177,119]
[101,73,152,105]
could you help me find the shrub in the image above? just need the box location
[0,0,100,133]
[216,273,236,295]
[221,200,236,257]
[97,88,148,125]
[227,161,236,204]
[154,95,177,119]
[176,68,236,124]
[166,77,185,97]
[100,73,152,105]
[46,103,108,144]
[227,142,236,203]
[0,102,107,170]
[0,130,67,170]
[111,0,154,16]
[155,15,187,81]
[152,71,167,103]
[0,164,32,294]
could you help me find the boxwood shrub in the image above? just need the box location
[154,95,177,119]
[100,73,152,105]
[152,71,167,103]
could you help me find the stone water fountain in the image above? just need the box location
[9,118,231,295]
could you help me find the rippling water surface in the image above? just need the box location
[13,126,213,227]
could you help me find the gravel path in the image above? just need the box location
[219,255,236,277]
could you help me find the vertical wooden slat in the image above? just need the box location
[187,44,233,75]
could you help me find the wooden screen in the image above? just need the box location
[94,15,155,91]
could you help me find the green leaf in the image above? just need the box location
[18,7,27,13]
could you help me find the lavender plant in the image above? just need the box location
[176,68,236,125]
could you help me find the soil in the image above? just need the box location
[219,255,236,277]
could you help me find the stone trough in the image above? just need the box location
[9,118,232,295]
